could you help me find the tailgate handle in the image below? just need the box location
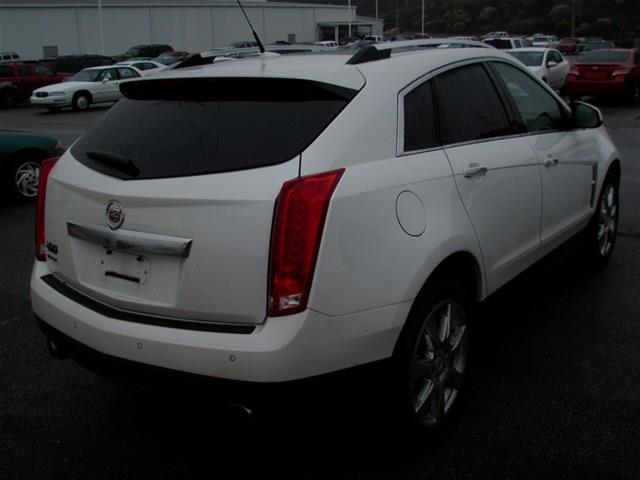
[67,222,193,258]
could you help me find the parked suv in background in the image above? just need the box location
[484,37,527,49]
[40,55,115,74]
[0,62,69,107]
[32,41,621,434]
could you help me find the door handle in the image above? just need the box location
[543,158,559,168]
[463,163,488,178]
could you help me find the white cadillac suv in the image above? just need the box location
[31,40,621,433]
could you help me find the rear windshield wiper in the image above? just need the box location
[86,150,140,177]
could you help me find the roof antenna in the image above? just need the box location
[236,0,266,54]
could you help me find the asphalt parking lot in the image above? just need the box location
[1,100,640,479]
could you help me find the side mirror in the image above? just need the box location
[572,101,603,129]
[547,60,558,68]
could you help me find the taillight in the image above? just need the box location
[268,169,345,317]
[568,67,580,77]
[612,68,631,77]
[35,157,60,261]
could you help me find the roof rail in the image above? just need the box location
[346,38,491,65]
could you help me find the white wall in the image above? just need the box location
[0,3,375,59]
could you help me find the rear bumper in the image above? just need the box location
[31,261,408,383]
[566,78,632,96]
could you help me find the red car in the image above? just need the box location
[557,37,579,54]
[566,49,640,104]
[0,62,70,108]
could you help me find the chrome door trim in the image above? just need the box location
[67,222,193,258]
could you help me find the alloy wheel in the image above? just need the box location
[14,161,40,198]
[411,300,468,426]
[597,183,617,258]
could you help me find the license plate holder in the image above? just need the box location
[100,250,150,284]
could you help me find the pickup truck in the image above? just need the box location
[0,62,69,108]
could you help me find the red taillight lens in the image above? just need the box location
[35,157,59,261]
[612,68,631,77]
[268,169,345,317]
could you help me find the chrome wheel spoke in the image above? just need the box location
[412,357,434,381]
[447,325,467,352]
[413,379,434,412]
[438,303,452,343]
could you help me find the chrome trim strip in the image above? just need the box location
[67,222,193,258]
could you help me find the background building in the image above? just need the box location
[0,0,382,59]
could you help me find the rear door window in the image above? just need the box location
[71,78,358,180]
[434,63,513,145]
[403,80,438,152]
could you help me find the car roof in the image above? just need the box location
[84,65,126,71]
[155,47,517,92]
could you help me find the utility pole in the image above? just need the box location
[348,0,352,38]
[375,0,378,20]
[98,0,105,55]
[421,0,425,35]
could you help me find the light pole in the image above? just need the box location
[570,0,576,37]
[98,0,105,55]
[375,0,378,20]
[421,0,425,35]
[348,0,352,38]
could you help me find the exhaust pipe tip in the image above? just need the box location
[223,403,254,428]
[46,337,69,359]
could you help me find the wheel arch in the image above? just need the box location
[73,90,93,103]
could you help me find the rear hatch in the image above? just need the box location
[44,75,359,325]
[576,50,631,80]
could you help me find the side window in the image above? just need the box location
[117,67,139,79]
[492,62,565,133]
[434,63,513,145]
[0,65,13,77]
[35,65,54,76]
[18,65,31,77]
[102,69,116,81]
[403,80,438,152]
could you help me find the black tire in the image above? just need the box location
[390,274,473,437]
[0,88,17,108]
[72,92,91,111]
[625,82,640,106]
[4,153,43,202]
[583,172,619,269]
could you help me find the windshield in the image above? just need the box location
[509,51,544,66]
[70,69,102,82]
[580,51,629,63]
[154,56,181,65]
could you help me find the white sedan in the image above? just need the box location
[30,65,140,111]
[508,47,570,90]
[115,60,167,76]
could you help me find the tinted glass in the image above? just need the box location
[71,69,101,82]
[435,64,512,145]
[493,62,564,132]
[117,67,138,79]
[485,39,512,49]
[71,78,357,180]
[580,51,630,63]
[404,81,437,151]
[18,65,31,76]
[35,65,54,76]
[509,51,544,66]
[0,65,12,77]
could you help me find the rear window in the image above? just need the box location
[485,39,512,49]
[580,51,630,63]
[509,51,544,66]
[71,78,357,180]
